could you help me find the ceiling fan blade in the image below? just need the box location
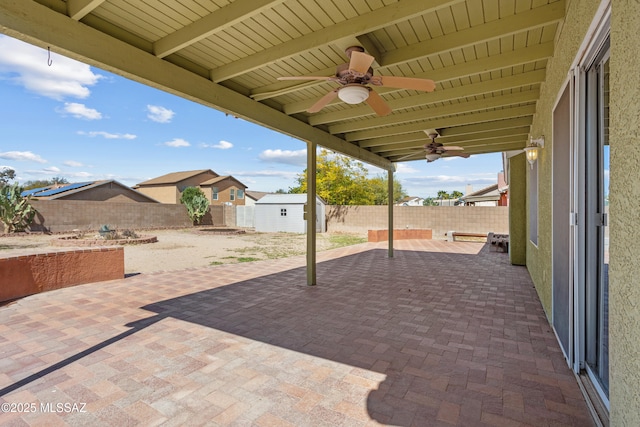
[394,151,422,161]
[277,76,334,81]
[349,51,375,74]
[365,90,392,116]
[379,75,436,92]
[307,89,339,113]
[441,146,464,151]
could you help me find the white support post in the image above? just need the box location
[388,168,394,258]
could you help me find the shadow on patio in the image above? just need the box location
[0,241,594,426]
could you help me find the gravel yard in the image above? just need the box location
[0,229,368,275]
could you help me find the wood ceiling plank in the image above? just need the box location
[381,0,564,66]
[209,0,464,82]
[67,0,106,20]
[439,115,532,135]
[154,0,285,58]
[329,88,539,134]
[349,104,535,142]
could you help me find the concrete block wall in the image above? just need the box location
[28,200,227,233]
[326,206,509,239]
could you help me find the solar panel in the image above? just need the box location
[21,186,51,197]
[33,182,94,197]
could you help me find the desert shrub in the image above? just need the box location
[0,184,38,233]
[180,187,210,225]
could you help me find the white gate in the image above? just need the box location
[236,205,254,228]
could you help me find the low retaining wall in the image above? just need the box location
[0,247,124,303]
[368,229,433,242]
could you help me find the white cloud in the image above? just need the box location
[163,138,190,148]
[231,169,299,180]
[63,160,84,167]
[259,149,307,166]
[59,102,102,120]
[0,151,47,163]
[201,140,233,150]
[147,105,175,123]
[395,163,418,174]
[77,131,136,139]
[0,35,103,100]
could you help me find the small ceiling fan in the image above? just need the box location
[398,133,470,162]
[277,46,436,116]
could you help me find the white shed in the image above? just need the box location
[255,194,326,233]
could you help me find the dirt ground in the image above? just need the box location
[0,229,368,274]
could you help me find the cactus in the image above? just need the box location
[185,194,210,225]
[0,184,38,233]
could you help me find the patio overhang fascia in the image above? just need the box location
[0,0,392,172]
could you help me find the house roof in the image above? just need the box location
[399,196,423,203]
[136,170,216,186]
[460,183,501,202]
[256,194,326,205]
[23,180,159,202]
[1,1,564,171]
[200,175,247,188]
[246,191,270,201]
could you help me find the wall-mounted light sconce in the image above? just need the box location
[523,136,545,169]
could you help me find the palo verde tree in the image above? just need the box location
[179,187,210,225]
[289,149,407,205]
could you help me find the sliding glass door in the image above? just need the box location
[583,39,609,401]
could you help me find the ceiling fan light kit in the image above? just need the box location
[425,153,441,162]
[277,46,435,116]
[338,85,370,104]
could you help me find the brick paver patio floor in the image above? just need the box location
[0,240,594,426]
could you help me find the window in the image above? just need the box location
[237,189,244,199]
[230,189,235,201]
[280,208,287,216]
[212,187,218,200]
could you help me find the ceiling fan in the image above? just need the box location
[398,133,470,162]
[277,46,436,116]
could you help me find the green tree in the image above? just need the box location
[423,197,438,206]
[368,175,407,205]
[451,190,463,199]
[437,190,450,200]
[180,187,210,225]
[289,149,407,205]
[23,176,70,191]
[0,183,38,233]
[0,167,16,187]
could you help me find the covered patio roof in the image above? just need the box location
[0,241,593,425]
[0,0,562,169]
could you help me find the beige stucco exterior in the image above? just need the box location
[521,0,640,424]
[609,0,640,425]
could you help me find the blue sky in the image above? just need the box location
[0,35,503,198]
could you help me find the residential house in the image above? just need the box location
[22,180,158,203]
[199,175,247,206]
[396,196,424,206]
[135,169,247,205]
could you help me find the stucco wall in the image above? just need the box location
[610,0,640,424]
[508,154,527,265]
[136,185,179,204]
